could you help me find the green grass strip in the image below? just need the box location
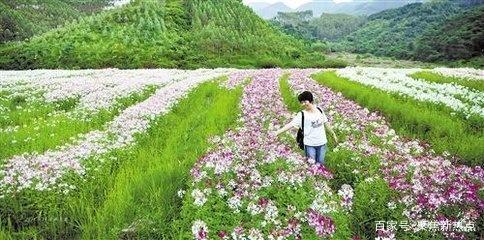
[0,231,13,240]
[78,80,242,239]
[0,87,157,162]
[313,71,483,166]
[279,73,301,112]
[410,71,484,92]
[0,92,75,129]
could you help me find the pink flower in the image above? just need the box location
[306,209,335,237]
[192,220,208,240]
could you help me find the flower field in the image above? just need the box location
[336,67,484,118]
[0,68,482,239]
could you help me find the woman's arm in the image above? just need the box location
[324,122,338,144]
[274,122,297,136]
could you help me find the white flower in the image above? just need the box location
[177,189,186,198]
[0,69,232,193]
[228,196,242,213]
[248,228,264,240]
[191,189,207,207]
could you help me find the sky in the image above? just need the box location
[242,0,353,9]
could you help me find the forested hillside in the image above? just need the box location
[414,6,484,62]
[335,0,484,63]
[0,0,330,69]
[271,11,367,42]
[0,0,111,43]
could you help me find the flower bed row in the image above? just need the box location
[410,71,484,92]
[0,86,158,161]
[0,74,246,239]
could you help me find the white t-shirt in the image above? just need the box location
[290,108,328,146]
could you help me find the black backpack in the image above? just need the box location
[296,107,323,150]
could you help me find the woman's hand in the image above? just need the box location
[273,123,293,137]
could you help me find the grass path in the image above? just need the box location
[0,91,73,129]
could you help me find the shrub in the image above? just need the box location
[326,149,381,190]
[319,58,348,68]
[310,41,329,53]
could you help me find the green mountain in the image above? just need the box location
[414,6,484,62]
[0,0,322,69]
[271,11,367,42]
[312,13,367,42]
[0,0,111,43]
[335,0,483,62]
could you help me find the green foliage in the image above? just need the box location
[270,12,366,42]
[352,178,399,239]
[443,55,484,69]
[326,149,381,190]
[0,0,325,69]
[337,1,484,62]
[0,0,110,43]
[317,58,349,68]
[312,71,484,166]
[309,41,329,53]
[310,13,367,42]
[414,6,484,62]
[279,74,301,112]
[270,11,318,40]
[257,56,284,68]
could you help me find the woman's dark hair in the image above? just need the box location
[298,91,313,103]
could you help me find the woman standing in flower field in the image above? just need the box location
[274,91,338,164]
